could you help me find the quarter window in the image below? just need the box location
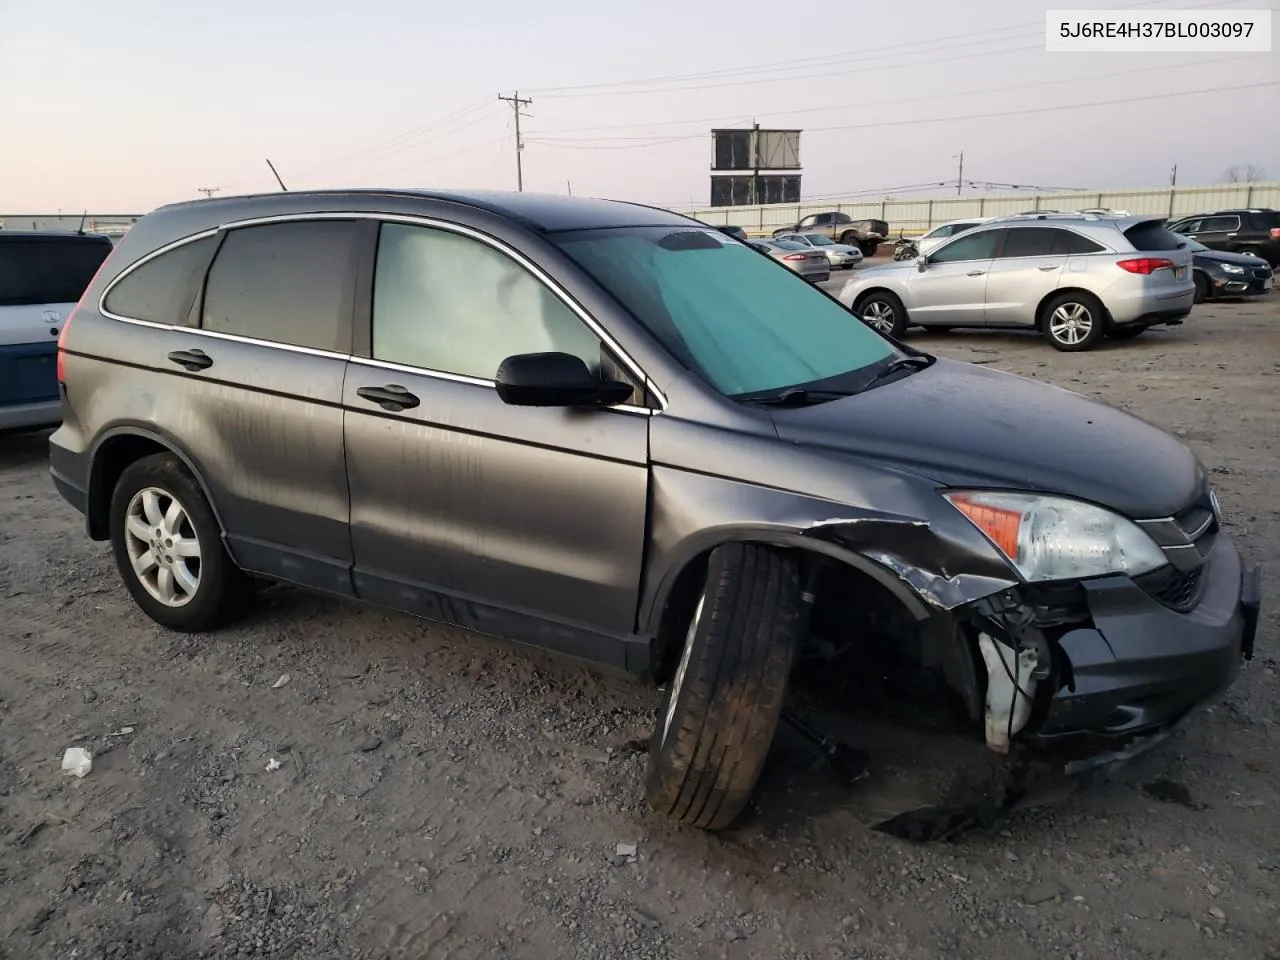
[371,223,605,384]
[104,235,218,325]
[201,220,357,352]
[930,229,1000,263]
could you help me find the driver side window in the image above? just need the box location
[930,229,1001,263]
[372,223,607,384]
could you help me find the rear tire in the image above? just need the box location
[859,241,880,257]
[855,291,908,338]
[109,453,255,632]
[1042,291,1106,352]
[645,543,803,831]
[1193,272,1210,304]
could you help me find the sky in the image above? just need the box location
[1,0,1277,213]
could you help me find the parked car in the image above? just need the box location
[717,225,748,242]
[771,212,888,256]
[751,238,830,282]
[1183,235,1274,302]
[1167,208,1280,267]
[911,218,994,258]
[774,232,863,269]
[840,214,1195,351]
[51,190,1259,832]
[0,231,113,433]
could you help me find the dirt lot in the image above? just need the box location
[2,295,1278,960]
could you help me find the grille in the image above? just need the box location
[1134,564,1205,612]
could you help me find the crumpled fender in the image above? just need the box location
[638,465,1020,635]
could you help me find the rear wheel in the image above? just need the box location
[1193,272,1210,304]
[109,453,255,632]
[645,543,803,831]
[855,291,908,338]
[1042,292,1105,352]
[859,240,880,257]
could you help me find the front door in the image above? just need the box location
[343,221,651,654]
[906,228,1001,326]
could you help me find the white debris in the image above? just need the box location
[61,747,93,778]
[265,758,283,772]
[271,673,291,689]
[615,842,638,863]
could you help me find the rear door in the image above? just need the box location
[0,236,111,411]
[983,227,1069,327]
[1195,215,1241,252]
[905,228,1001,325]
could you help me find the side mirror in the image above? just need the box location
[494,352,633,408]
[916,255,929,271]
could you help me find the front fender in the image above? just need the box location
[637,466,1019,636]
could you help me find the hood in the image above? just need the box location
[769,358,1203,519]
[1194,248,1269,268]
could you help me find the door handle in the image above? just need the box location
[966,270,985,277]
[1037,264,1062,271]
[357,384,420,412]
[167,348,213,372]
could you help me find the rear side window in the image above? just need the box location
[1002,227,1107,257]
[1203,215,1241,232]
[0,237,111,307]
[1123,221,1186,252]
[104,235,218,325]
[202,220,357,352]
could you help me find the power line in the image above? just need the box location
[497,91,533,192]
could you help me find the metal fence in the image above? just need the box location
[680,181,1280,238]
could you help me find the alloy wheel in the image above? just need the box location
[1048,302,1093,346]
[123,486,203,607]
[862,300,896,333]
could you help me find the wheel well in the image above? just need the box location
[86,434,177,540]
[1035,287,1111,331]
[839,230,859,244]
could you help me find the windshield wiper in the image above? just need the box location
[738,388,853,407]
[859,354,934,392]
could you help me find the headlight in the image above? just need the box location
[944,491,1167,582]
[1221,264,1246,275]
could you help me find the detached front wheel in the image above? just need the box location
[645,543,803,831]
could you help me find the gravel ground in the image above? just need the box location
[1,293,1277,960]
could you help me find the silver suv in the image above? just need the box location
[839,214,1195,351]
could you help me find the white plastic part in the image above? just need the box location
[978,633,1040,754]
[61,747,93,778]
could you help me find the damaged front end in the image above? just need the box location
[793,508,1260,841]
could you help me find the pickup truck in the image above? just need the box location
[771,212,889,256]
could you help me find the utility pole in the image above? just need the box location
[956,151,964,196]
[1169,163,1178,187]
[196,187,220,199]
[497,91,533,191]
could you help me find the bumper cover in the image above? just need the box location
[1036,533,1258,741]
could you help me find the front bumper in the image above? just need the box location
[1212,270,1273,297]
[1035,533,1259,743]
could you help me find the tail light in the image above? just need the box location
[1116,257,1175,275]
[1269,228,1280,239]
[782,253,807,261]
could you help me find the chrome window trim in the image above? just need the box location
[96,211,668,412]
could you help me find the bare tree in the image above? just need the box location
[1223,164,1266,183]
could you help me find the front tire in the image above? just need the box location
[109,453,255,632]
[1042,291,1105,352]
[859,241,880,257]
[855,291,908,338]
[645,543,803,831]
[1193,272,1210,304]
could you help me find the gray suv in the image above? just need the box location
[50,190,1259,831]
[840,214,1196,351]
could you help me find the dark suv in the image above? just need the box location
[50,190,1260,831]
[1168,208,1280,267]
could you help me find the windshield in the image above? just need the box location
[552,225,898,398]
[803,234,835,246]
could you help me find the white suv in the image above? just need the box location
[840,215,1195,352]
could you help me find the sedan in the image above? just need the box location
[774,232,864,269]
[751,239,830,282]
[1185,236,1274,302]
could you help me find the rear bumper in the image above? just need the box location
[0,399,61,434]
[1106,286,1195,325]
[1034,533,1258,744]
